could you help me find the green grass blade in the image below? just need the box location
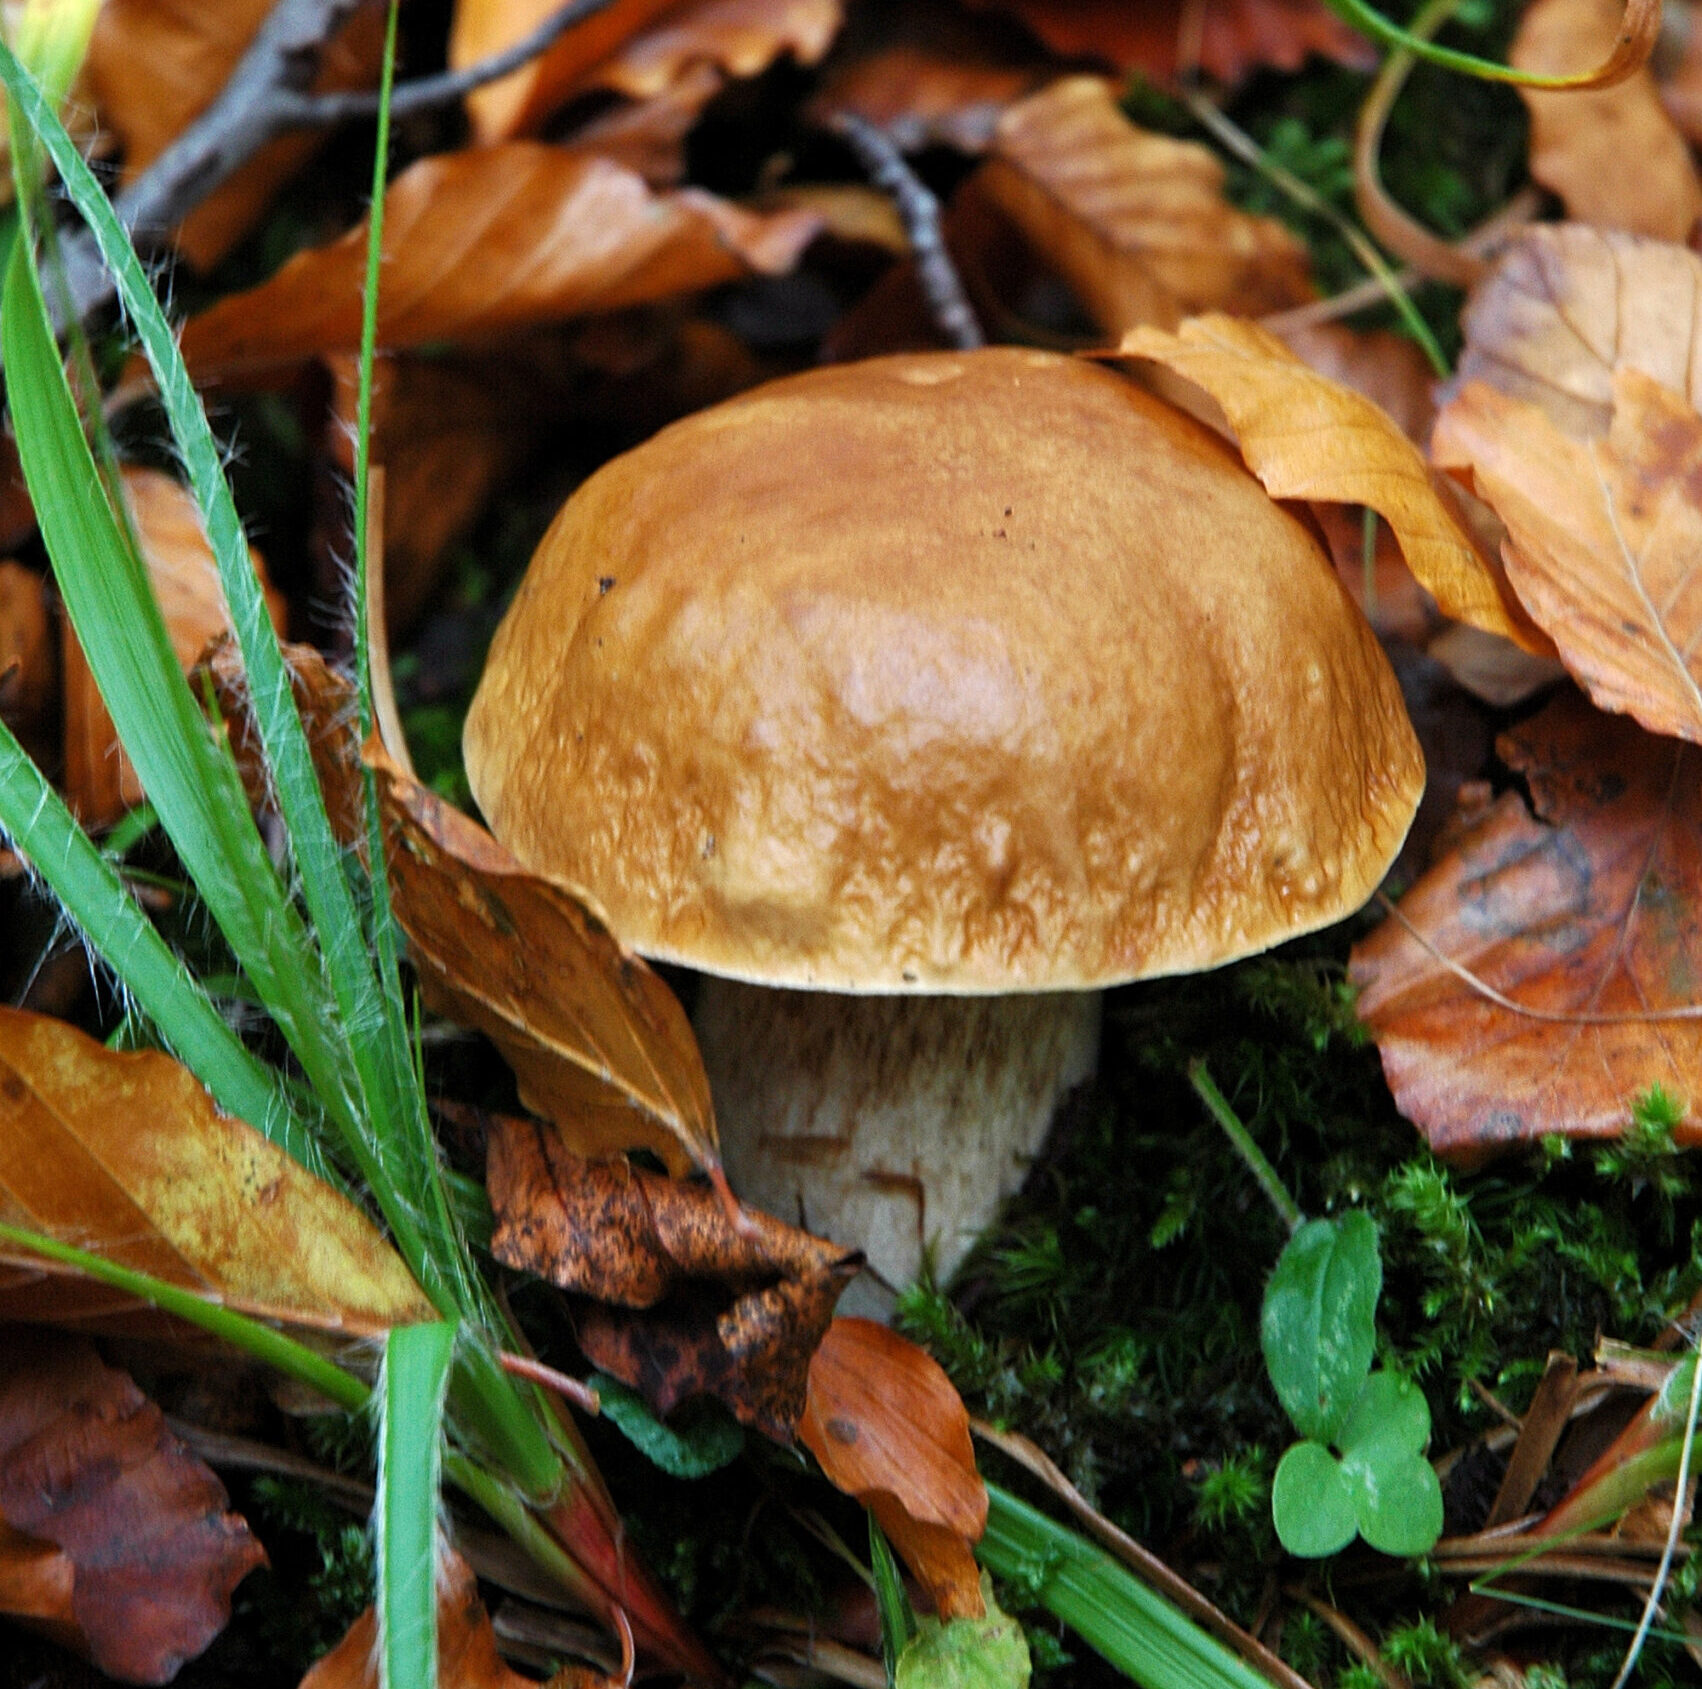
[0,717,325,1176]
[379,1321,457,1689]
[0,1220,369,1412]
[978,1485,1277,1689]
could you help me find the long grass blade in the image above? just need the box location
[379,1321,457,1689]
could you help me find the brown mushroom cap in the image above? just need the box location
[465,348,1423,992]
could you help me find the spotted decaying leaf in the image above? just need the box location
[202,640,722,1178]
[298,1547,611,1689]
[486,1113,858,1441]
[0,1004,432,1333]
[1114,315,1551,651]
[1446,224,1702,442]
[1350,691,1702,1159]
[1513,0,1702,241]
[976,77,1314,335]
[800,1318,989,1621]
[177,144,822,385]
[1432,367,1702,745]
[0,1328,264,1685]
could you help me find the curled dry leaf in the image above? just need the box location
[451,0,841,142]
[977,77,1314,335]
[1432,368,1702,743]
[1114,315,1550,651]
[85,0,382,269]
[0,1004,433,1332]
[800,1318,988,1621]
[961,0,1372,85]
[486,1115,856,1440]
[177,144,821,385]
[0,1328,264,1684]
[62,467,285,827]
[1350,691,1702,1159]
[1513,0,1702,241]
[299,1547,599,1689]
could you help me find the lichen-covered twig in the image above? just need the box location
[829,111,984,350]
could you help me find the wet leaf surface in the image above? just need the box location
[1351,690,1702,1157]
[0,1328,264,1684]
[486,1113,858,1440]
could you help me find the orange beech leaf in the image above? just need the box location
[299,1547,609,1689]
[486,1114,857,1439]
[977,78,1314,335]
[61,467,285,827]
[1350,691,1702,1159]
[0,1005,433,1333]
[85,0,383,270]
[177,144,821,385]
[801,1319,988,1620]
[201,641,722,1176]
[1448,225,1702,442]
[962,0,1372,85]
[0,1328,264,1683]
[1432,369,1702,743]
[451,0,841,141]
[1513,0,1702,240]
[1113,315,1550,651]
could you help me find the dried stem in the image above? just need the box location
[829,112,985,351]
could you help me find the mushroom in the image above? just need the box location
[464,348,1422,1309]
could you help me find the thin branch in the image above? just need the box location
[828,112,984,351]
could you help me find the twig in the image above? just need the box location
[828,112,984,351]
[55,0,618,326]
[1284,1589,1412,1689]
[498,1350,601,1415]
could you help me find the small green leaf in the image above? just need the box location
[1271,1441,1357,1558]
[1261,1212,1381,1443]
[895,1574,1030,1689]
[592,1375,744,1479]
[1337,1372,1443,1557]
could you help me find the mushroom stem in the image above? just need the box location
[693,981,1101,1313]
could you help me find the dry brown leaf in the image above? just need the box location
[178,145,821,385]
[1114,314,1549,650]
[1514,0,1702,240]
[977,77,1313,335]
[800,1318,987,1620]
[300,1547,589,1689]
[452,0,840,141]
[60,467,284,827]
[962,0,1372,84]
[1275,322,1436,442]
[1432,368,1702,743]
[0,561,52,763]
[1350,691,1702,1159]
[85,1,382,270]
[486,1115,857,1440]
[0,1005,433,1332]
[0,1328,264,1683]
[1448,224,1702,442]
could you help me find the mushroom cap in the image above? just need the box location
[465,348,1423,992]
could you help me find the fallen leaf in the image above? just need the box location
[976,77,1314,335]
[1350,690,1702,1158]
[1113,315,1550,649]
[60,466,285,827]
[299,1546,595,1689]
[1427,622,1568,709]
[85,0,383,269]
[0,1004,433,1332]
[962,0,1372,85]
[0,560,52,762]
[486,1115,858,1440]
[559,60,726,184]
[1658,0,1702,142]
[1513,0,1702,241]
[1447,224,1702,442]
[800,1318,988,1620]
[1276,322,1437,443]
[0,1328,264,1683]
[202,642,722,1176]
[178,144,821,385]
[451,0,841,142]
[1432,367,1702,743]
